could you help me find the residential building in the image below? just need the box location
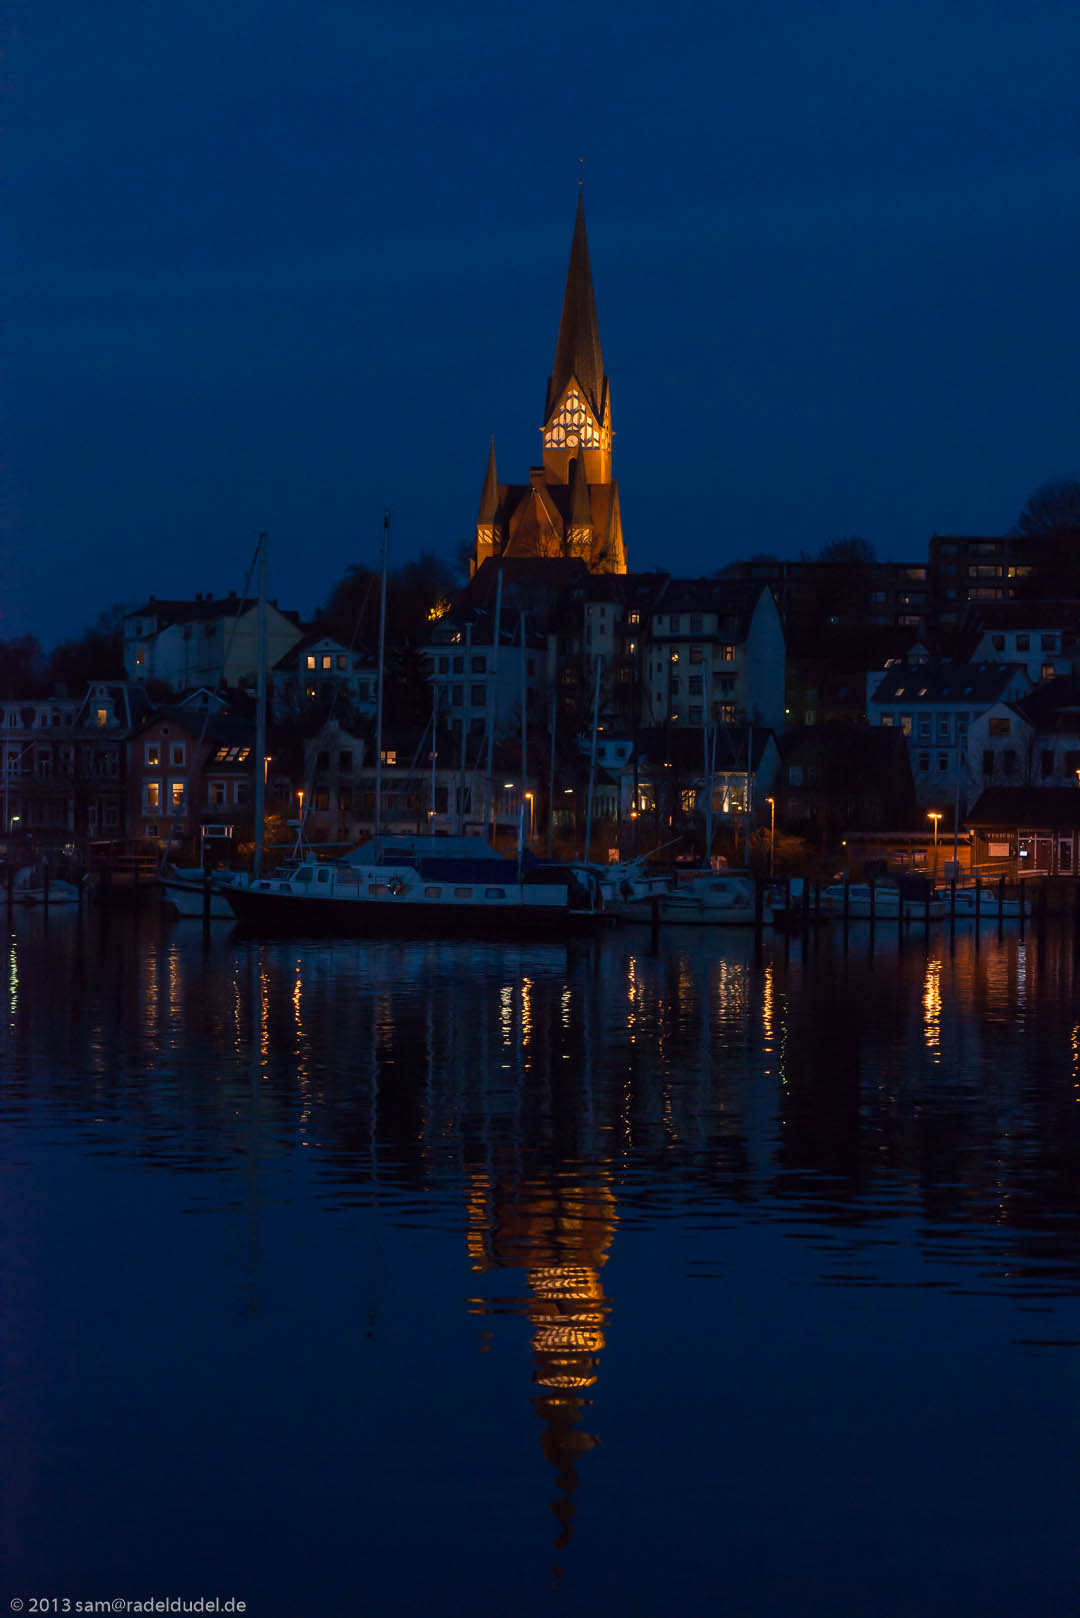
[272,634,378,723]
[642,580,785,735]
[966,601,1080,685]
[866,653,1031,811]
[123,594,303,691]
[128,710,255,849]
[927,535,1041,621]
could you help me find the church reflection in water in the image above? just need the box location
[466,1164,616,1550]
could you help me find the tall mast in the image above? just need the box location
[253,531,268,878]
[486,564,503,842]
[584,655,602,864]
[519,610,527,856]
[374,510,390,857]
[547,683,557,858]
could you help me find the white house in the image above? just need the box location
[272,635,378,722]
[123,594,303,691]
[867,654,1032,811]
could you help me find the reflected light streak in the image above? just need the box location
[500,984,513,1046]
[923,958,942,1064]
[521,977,533,1048]
[8,940,17,1019]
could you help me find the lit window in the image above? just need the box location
[96,709,108,728]
[170,781,185,808]
[145,743,161,766]
[337,655,348,671]
[381,750,397,765]
[145,781,161,809]
[322,655,332,671]
[306,655,316,671]
[135,648,145,666]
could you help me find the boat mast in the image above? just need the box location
[547,682,557,858]
[253,531,268,878]
[486,563,503,844]
[583,654,602,864]
[519,609,527,855]
[374,510,390,859]
[703,664,713,869]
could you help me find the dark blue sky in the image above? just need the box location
[7,0,1080,648]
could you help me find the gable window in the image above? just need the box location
[988,717,1010,736]
[169,742,185,766]
[145,743,161,766]
[96,709,108,728]
[306,655,316,670]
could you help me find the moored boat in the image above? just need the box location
[223,838,606,935]
[821,881,945,920]
[614,868,771,926]
[932,884,1030,919]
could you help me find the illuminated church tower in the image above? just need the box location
[472,195,627,575]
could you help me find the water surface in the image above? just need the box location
[5,911,1080,1615]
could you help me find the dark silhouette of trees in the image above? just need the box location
[47,603,130,691]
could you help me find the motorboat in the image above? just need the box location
[223,838,607,935]
[821,882,945,921]
[9,868,82,905]
[614,868,771,926]
[932,884,1030,920]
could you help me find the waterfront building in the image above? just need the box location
[122,593,303,691]
[967,677,1080,799]
[866,650,1031,812]
[127,708,255,850]
[965,786,1080,877]
[927,534,1040,621]
[471,196,626,576]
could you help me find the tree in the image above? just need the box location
[816,536,875,565]
[1013,479,1080,542]
[0,636,47,698]
[1012,479,1080,596]
[48,603,131,690]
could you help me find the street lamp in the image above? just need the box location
[928,810,942,874]
[524,791,534,842]
[765,796,775,878]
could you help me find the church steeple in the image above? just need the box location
[475,437,500,567]
[546,194,605,423]
[542,195,613,488]
[469,196,625,577]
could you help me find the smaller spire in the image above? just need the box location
[568,451,591,527]
[478,437,499,523]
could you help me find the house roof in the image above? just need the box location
[126,596,302,628]
[273,633,375,671]
[136,708,254,745]
[967,788,1080,829]
[870,662,1026,705]
[1016,676,1080,728]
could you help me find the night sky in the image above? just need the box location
[7,0,1080,648]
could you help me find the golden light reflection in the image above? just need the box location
[923,958,942,1064]
[464,1166,616,1551]
[1072,1024,1079,1101]
[560,987,572,1028]
[521,977,533,1049]
[499,984,513,1046]
[8,940,17,1020]
[761,964,774,1074]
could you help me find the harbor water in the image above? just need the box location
[6,908,1080,1616]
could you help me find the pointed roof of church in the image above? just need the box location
[547,194,606,422]
[478,437,499,522]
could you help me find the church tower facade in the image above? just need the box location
[472,196,627,575]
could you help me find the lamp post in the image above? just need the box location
[928,810,942,877]
[765,796,775,878]
[524,791,534,844]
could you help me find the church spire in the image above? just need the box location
[546,194,606,423]
[478,436,499,523]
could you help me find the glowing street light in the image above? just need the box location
[765,795,775,877]
[524,791,534,840]
[927,810,942,847]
